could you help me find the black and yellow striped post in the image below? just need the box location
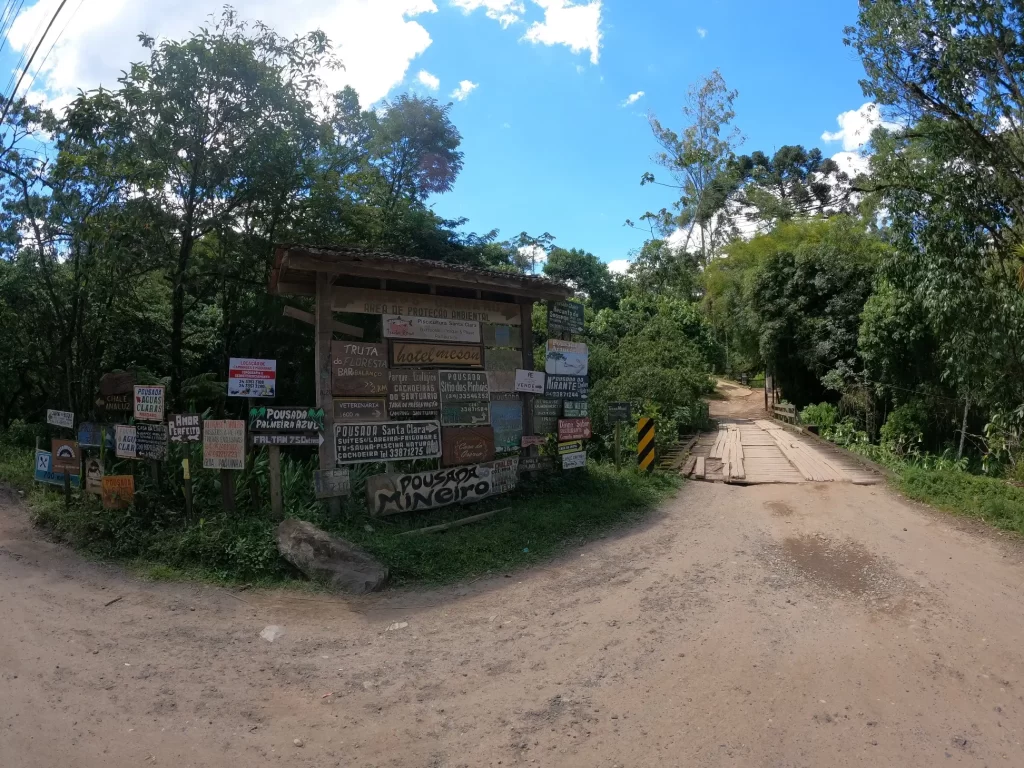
[637,417,655,472]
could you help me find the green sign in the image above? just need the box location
[533,397,561,434]
[548,301,585,334]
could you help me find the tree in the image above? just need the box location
[624,239,701,302]
[543,247,619,310]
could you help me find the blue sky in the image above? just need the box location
[2,0,874,270]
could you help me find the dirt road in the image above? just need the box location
[2,386,1023,766]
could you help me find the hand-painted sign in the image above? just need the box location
[558,418,592,441]
[169,414,202,443]
[484,348,522,371]
[77,422,113,449]
[202,420,246,470]
[34,450,80,488]
[490,391,520,401]
[391,342,483,368]
[482,324,522,348]
[564,400,589,418]
[562,451,587,469]
[441,401,490,426]
[442,426,496,466]
[487,456,519,495]
[331,341,388,396]
[334,287,521,325]
[133,385,165,421]
[387,369,439,418]
[102,475,135,509]
[490,400,523,452]
[514,369,545,394]
[99,393,132,415]
[51,439,80,474]
[135,423,168,460]
[439,370,490,402]
[84,457,104,495]
[383,315,481,343]
[228,358,277,398]
[248,406,324,432]
[608,402,632,423]
[548,301,585,334]
[335,420,442,464]
[252,433,323,446]
[521,435,547,448]
[366,464,493,516]
[519,455,555,474]
[558,439,583,455]
[335,397,388,424]
[115,425,137,459]
[545,375,588,400]
[46,409,74,429]
[99,371,135,396]
[533,398,561,434]
[545,339,588,376]
[314,468,351,499]
[486,370,516,393]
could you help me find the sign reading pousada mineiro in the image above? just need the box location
[334,287,521,325]
[391,342,483,368]
[366,464,494,516]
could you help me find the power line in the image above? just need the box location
[21,0,84,104]
[0,0,69,126]
[0,0,28,58]
[2,0,45,105]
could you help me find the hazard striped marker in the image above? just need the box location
[637,417,655,472]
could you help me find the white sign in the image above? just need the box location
[203,419,246,469]
[228,358,277,398]
[115,425,137,459]
[561,451,586,469]
[133,385,165,421]
[514,369,545,394]
[545,339,589,376]
[46,409,74,429]
[382,315,481,344]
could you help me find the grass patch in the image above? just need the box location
[896,466,1024,535]
[0,442,680,587]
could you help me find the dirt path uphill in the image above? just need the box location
[2,397,1024,766]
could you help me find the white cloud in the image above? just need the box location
[501,121,511,128]
[696,27,707,38]
[451,0,524,28]
[831,150,871,178]
[518,244,547,270]
[607,259,630,275]
[575,64,585,74]
[417,69,440,90]
[450,79,478,101]
[5,0,438,110]
[621,90,644,107]
[523,0,602,64]
[821,102,896,151]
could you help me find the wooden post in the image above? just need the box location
[182,454,194,519]
[520,299,535,435]
[63,468,71,507]
[614,422,622,470]
[268,445,283,519]
[221,469,235,513]
[245,396,260,509]
[316,272,341,515]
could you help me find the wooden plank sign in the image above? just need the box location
[486,370,516,393]
[519,455,555,474]
[545,339,588,376]
[133,385,165,421]
[514,369,545,394]
[101,475,135,509]
[558,439,583,454]
[135,423,168,461]
[335,420,441,464]
[545,375,588,400]
[99,371,135,396]
[203,420,246,470]
[169,414,202,443]
[607,402,632,423]
[482,324,522,348]
[313,468,351,499]
[332,341,388,396]
[558,418,592,441]
[51,439,80,473]
[489,400,523,452]
[439,370,490,402]
[533,398,561,434]
[115,425,137,459]
[99,393,132,416]
[366,464,493,516]
[521,435,546,448]
[252,433,323,447]
[335,286,521,325]
[46,409,74,429]
[562,451,587,470]
[248,406,324,432]
[441,402,490,426]
[442,426,496,466]
[484,348,522,371]
[548,301,585,334]
[34,450,80,488]
[387,369,440,418]
[335,397,388,424]
[391,342,483,368]
[564,400,589,418]
[383,315,480,343]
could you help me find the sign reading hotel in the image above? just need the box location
[334,287,521,325]
[391,342,483,367]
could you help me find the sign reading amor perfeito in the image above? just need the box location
[383,315,481,344]
[331,341,388,396]
[335,420,442,464]
[545,339,589,376]
[202,420,246,470]
[133,385,165,421]
[438,370,489,402]
[228,358,276,398]
[391,342,483,368]
[387,369,440,418]
[334,286,521,325]
[366,464,494,516]
[547,301,585,334]
[169,414,202,442]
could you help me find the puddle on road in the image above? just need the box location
[765,501,794,517]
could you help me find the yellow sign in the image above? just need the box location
[637,417,655,472]
[182,458,190,480]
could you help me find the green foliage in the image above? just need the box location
[879,401,928,458]
[897,468,1024,537]
[799,402,839,429]
[542,247,621,311]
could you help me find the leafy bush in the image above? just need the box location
[799,402,839,429]
[898,467,1024,535]
[880,401,928,457]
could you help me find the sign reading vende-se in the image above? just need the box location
[228,358,276,398]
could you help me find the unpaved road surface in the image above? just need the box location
[2,387,1024,767]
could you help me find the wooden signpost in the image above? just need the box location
[608,402,632,469]
[441,402,490,426]
[387,369,439,418]
[519,455,554,474]
[442,426,496,466]
[135,423,168,460]
[169,414,201,518]
[331,341,389,396]
[391,342,483,367]
[558,418,592,441]
[563,400,588,418]
[314,468,351,499]
[558,439,583,454]
[46,409,74,429]
[248,407,325,519]
[204,419,245,512]
[484,348,522,371]
[133,385,165,421]
[486,370,516,393]
[335,420,442,463]
[562,450,587,469]
[101,475,135,509]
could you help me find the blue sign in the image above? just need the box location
[77,422,114,449]
[489,400,523,452]
[34,450,81,489]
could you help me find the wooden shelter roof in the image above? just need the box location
[269,244,573,302]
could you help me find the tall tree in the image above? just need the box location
[543,247,620,310]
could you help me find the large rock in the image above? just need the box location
[276,519,388,594]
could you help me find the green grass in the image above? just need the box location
[896,466,1024,535]
[0,442,680,587]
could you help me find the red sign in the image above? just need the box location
[521,435,546,448]
[557,418,592,441]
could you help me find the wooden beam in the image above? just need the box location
[520,299,535,438]
[283,305,364,339]
[315,273,341,514]
[273,281,315,297]
[398,508,508,536]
